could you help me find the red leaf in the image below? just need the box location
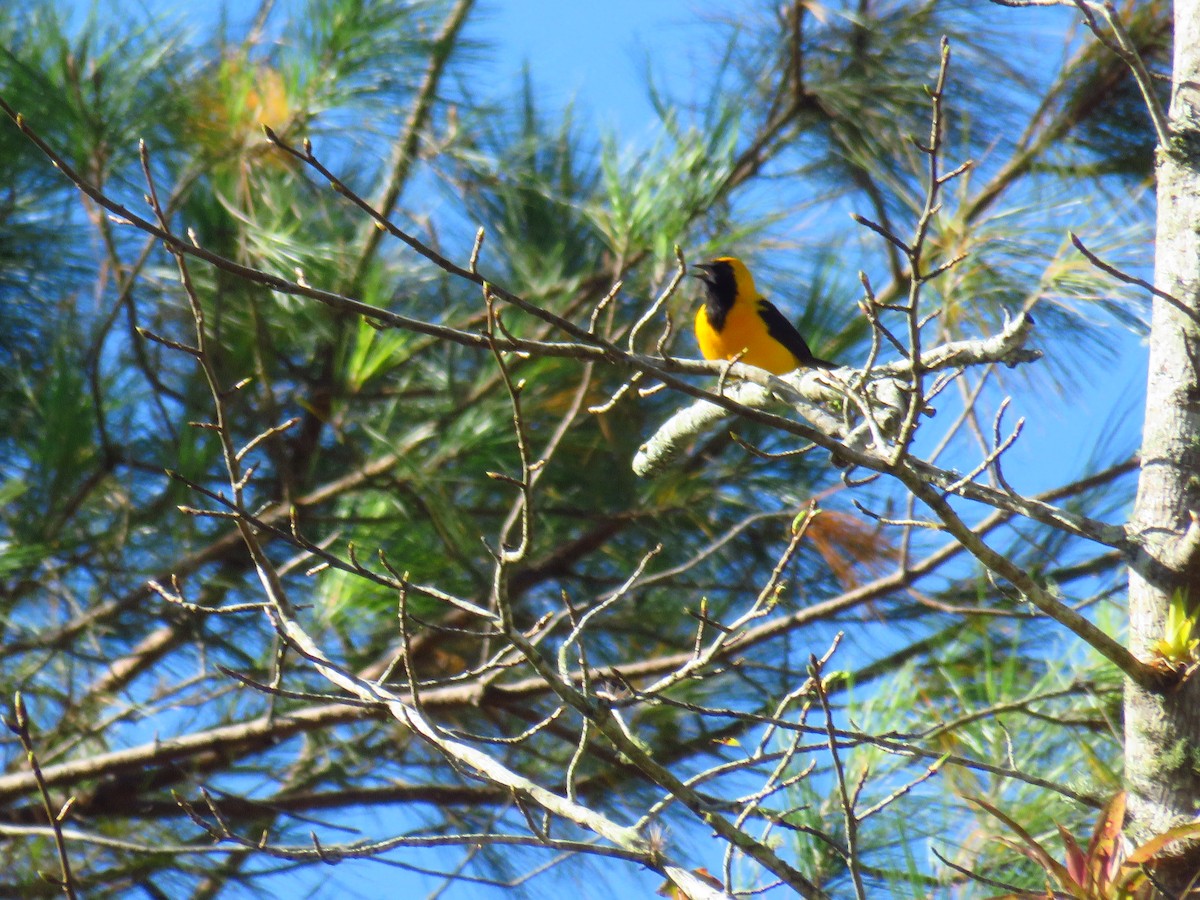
[1057,824,1086,885]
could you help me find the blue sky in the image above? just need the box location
[487,0,696,133]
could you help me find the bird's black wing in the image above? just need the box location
[756,298,838,370]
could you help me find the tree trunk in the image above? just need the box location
[1125,0,1200,889]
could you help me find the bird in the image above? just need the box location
[692,257,838,375]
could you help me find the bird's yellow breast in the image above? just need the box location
[695,300,798,375]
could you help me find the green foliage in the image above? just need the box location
[593,107,740,261]
[1153,588,1199,666]
[450,74,609,296]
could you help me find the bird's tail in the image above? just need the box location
[807,356,839,371]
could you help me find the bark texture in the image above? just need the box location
[1125,0,1200,888]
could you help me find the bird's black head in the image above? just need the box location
[691,259,738,323]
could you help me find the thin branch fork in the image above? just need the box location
[172,789,648,866]
[810,650,867,899]
[5,693,78,899]
[263,125,622,357]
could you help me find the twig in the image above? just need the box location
[1070,231,1197,324]
[6,694,77,899]
[942,398,1024,495]
[1083,1,1171,147]
[627,247,686,353]
[893,36,953,463]
[856,755,946,821]
[147,577,271,615]
[348,0,477,289]
[932,845,1027,892]
[810,649,866,899]
[900,473,1169,691]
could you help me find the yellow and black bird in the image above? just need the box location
[692,257,837,375]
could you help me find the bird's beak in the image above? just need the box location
[691,263,714,283]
